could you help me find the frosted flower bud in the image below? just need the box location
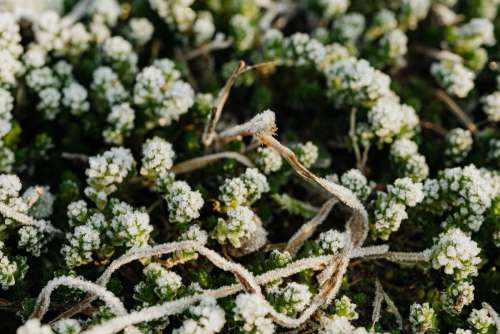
[143,263,183,300]
[234,293,275,334]
[164,181,204,225]
[214,206,257,248]
[102,36,135,64]
[333,295,358,320]
[61,82,89,116]
[23,186,54,219]
[0,50,22,88]
[61,225,101,268]
[431,60,475,98]
[176,224,208,259]
[192,11,215,45]
[17,319,53,334]
[293,142,319,168]
[91,0,121,27]
[378,29,408,63]
[128,18,154,46]
[387,177,424,207]
[448,18,495,53]
[18,220,53,257]
[317,229,346,255]
[365,9,397,40]
[319,315,355,334]
[468,308,494,334]
[441,280,474,315]
[140,136,175,183]
[409,302,437,334]
[272,282,312,315]
[173,297,225,334]
[481,91,500,122]
[331,13,366,42]
[0,88,14,138]
[429,228,481,280]
[283,33,326,67]
[219,168,269,207]
[37,87,61,120]
[445,128,473,164]
[103,103,135,145]
[230,14,255,51]
[67,200,88,226]
[306,0,349,19]
[52,319,81,334]
[23,44,47,69]
[26,67,59,92]
[91,66,128,107]
[255,147,283,174]
[340,169,371,201]
[0,12,23,58]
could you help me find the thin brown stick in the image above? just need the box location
[435,89,477,133]
[171,151,254,174]
[185,37,233,60]
[202,61,246,147]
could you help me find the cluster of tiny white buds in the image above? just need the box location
[390,138,429,182]
[233,293,275,334]
[316,229,347,255]
[340,169,371,201]
[441,280,474,315]
[255,147,283,174]
[219,168,269,207]
[173,297,226,334]
[140,136,175,187]
[481,91,500,122]
[52,318,81,334]
[16,319,53,334]
[103,102,135,145]
[333,295,359,320]
[409,302,437,334]
[128,18,154,46]
[164,180,204,226]
[292,142,319,168]
[214,206,257,249]
[431,60,475,98]
[468,307,494,334]
[271,282,312,316]
[445,128,473,165]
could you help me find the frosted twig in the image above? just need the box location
[371,280,384,330]
[482,302,500,334]
[364,251,430,263]
[350,245,390,258]
[285,197,338,255]
[185,36,233,60]
[62,0,95,26]
[435,89,477,133]
[171,151,254,174]
[31,276,127,320]
[202,61,246,147]
[0,202,63,235]
[349,108,362,170]
[24,186,44,209]
[382,288,403,330]
[216,109,277,145]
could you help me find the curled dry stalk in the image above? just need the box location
[185,36,233,60]
[285,197,338,256]
[435,89,477,133]
[171,151,254,174]
[34,111,431,334]
[0,202,63,236]
[371,279,403,331]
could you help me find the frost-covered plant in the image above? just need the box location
[371,177,424,240]
[444,128,473,165]
[441,280,474,315]
[339,169,371,201]
[428,228,481,280]
[84,147,135,207]
[468,308,494,334]
[431,60,475,98]
[134,263,183,305]
[214,206,257,249]
[255,147,283,174]
[234,293,275,334]
[140,136,175,189]
[270,282,312,316]
[409,302,437,334]
[52,319,81,334]
[481,91,500,122]
[315,229,347,255]
[332,295,358,320]
[164,180,204,226]
[423,165,493,232]
[173,297,225,334]
[292,142,319,168]
[390,139,429,181]
[103,103,135,145]
[219,168,269,207]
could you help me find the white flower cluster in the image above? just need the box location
[18,219,53,257]
[173,297,226,334]
[367,98,419,145]
[333,295,358,320]
[164,180,204,225]
[372,177,424,240]
[219,168,270,207]
[102,36,138,74]
[338,169,371,201]
[399,0,431,31]
[176,224,208,259]
[428,228,481,280]
[409,302,437,334]
[283,33,326,67]
[149,0,195,32]
[292,142,319,168]
[441,280,474,315]
[91,0,121,27]
[324,57,392,107]
[377,29,408,64]
[103,102,135,145]
[431,60,475,98]
[133,59,194,128]
[390,139,429,182]
[192,11,216,45]
[134,263,183,305]
[0,12,23,88]
[444,128,473,165]
[230,14,255,51]
[271,282,312,316]
[0,89,14,169]
[488,138,500,163]
[234,293,275,334]
[365,9,397,41]
[319,316,370,334]
[52,318,81,334]
[91,66,128,108]
[85,147,135,207]
[16,319,53,334]
[128,18,154,46]
[26,61,89,119]
[0,241,27,289]
[61,223,101,268]
[255,147,283,175]
[468,308,494,334]
[481,91,500,122]
[0,174,28,225]
[108,199,152,248]
[140,136,175,189]
[214,206,257,249]
[331,13,366,42]
[316,229,346,255]
[424,165,493,232]
[448,18,495,53]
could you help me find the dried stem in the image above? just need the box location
[202,61,246,147]
[285,197,338,255]
[349,108,362,170]
[171,151,254,174]
[0,202,63,235]
[371,280,384,330]
[435,89,477,133]
[185,36,233,60]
